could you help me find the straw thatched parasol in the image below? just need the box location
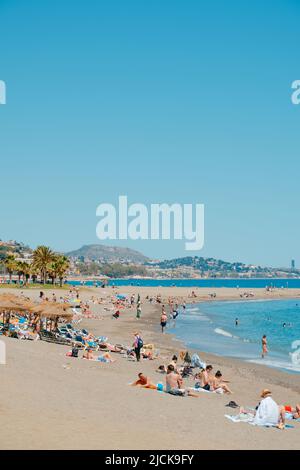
[33,303,73,319]
[0,294,73,329]
[0,293,38,326]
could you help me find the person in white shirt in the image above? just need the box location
[253,389,285,428]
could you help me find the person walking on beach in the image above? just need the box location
[160,307,168,333]
[262,335,268,358]
[133,332,143,362]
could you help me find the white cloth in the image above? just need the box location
[253,396,279,426]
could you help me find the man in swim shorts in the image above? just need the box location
[165,365,198,397]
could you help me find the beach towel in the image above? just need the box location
[225,414,294,429]
[285,412,300,422]
[189,387,224,394]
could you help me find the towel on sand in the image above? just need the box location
[189,387,224,394]
[225,414,294,429]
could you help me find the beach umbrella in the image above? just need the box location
[0,293,37,326]
[116,294,127,300]
[28,302,73,332]
[29,301,72,318]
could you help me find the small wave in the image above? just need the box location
[184,313,210,322]
[187,307,200,312]
[247,358,300,373]
[214,328,234,338]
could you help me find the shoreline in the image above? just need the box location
[130,295,300,394]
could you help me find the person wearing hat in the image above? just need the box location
[253,389,286,428]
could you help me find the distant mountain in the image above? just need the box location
[149,256,299,277]
[151,256,253,272]
[66,244,149,264]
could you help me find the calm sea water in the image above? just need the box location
[168,299,300,374]
[67,278,300,288]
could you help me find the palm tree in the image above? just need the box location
[4,254,18,283]
[17,261,32,286]
[49,255,70,287]
[33,246,55,284]
[56,255,70,287]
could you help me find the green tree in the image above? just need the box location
[48,255,70,287]
[16,261,32,286]
[4,254,18,283]
[33,246,55,284]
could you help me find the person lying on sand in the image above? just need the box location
[240,389,286,429]
[155,355,181,374]
[83,348,95,360]
[131,373,157,389]
[83,348,115,363]
[165,365,199,397]
[284,404,300,419]
[98,342,122,352]
[210,371,232,394]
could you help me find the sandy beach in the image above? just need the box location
[0,285,300,450]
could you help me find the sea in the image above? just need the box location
[168,299,300,374]
[67,278,300,288]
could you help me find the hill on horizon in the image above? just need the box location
[66,244,149,264]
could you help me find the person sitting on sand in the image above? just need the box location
[240,389,286,428]
[168,355,180,373]
[196,365,213,391]
[165,365,198,397]
[210,370,232,394]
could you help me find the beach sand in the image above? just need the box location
[0,285,300,450]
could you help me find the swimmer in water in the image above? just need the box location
[235,318,239,326]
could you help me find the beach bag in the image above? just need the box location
[71,347,79,357]
[137,337,144,349]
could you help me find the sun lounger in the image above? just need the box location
[40,329,72,346]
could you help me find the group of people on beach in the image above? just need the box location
[13,286,299,432]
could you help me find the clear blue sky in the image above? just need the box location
[0,0,299,266]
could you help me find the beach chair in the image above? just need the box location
[40,329,71,346]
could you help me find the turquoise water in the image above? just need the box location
[68,278,300,288]
[168,299,300,374]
